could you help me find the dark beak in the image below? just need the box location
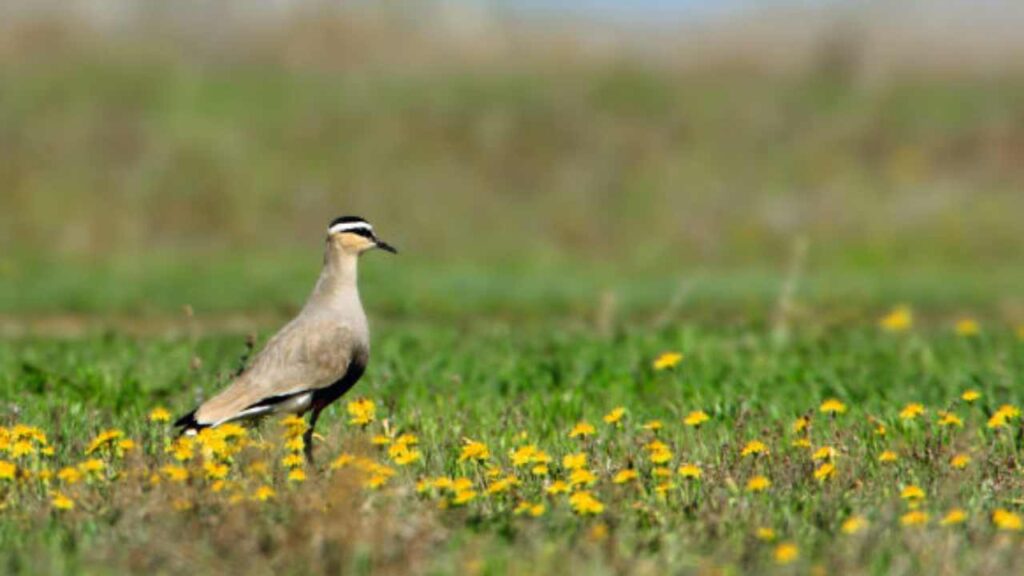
[375,239,398,254]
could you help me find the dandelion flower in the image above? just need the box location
[900,485,926,501]
[961,390,982,403]
[773,543,798,565]
[603,407,626,425]
[149,407,172,423]
[880,306,913,332]
[0,461,15,481]
[568,422,596,439]
[57,467,82,484]
[78,458,104,474]
[562,452,587,470]
[568,491,604,515]
[878,451,899,464]
[899,403,925,421]
[204,462,229,480]
[819,399,846,415]
[281,453,304,468]
[937,412,963,427]
[161,465,190,483]
[993,509,1023,531]
[288,469,307,483]
[85,429,124,455]
[940,508,967,526]
[645,440,673,464]
[459,439,490,462]
[791,438,812,449]
[531,464,549,476]
[955,318,980,337]
[254,485,276,502]
[683,410,710,427]
[746,475,771,492]
[346,398,376,426]
[642,420,664,431]
[452,489,477,505]
[792,416,810,434]
[755,527,776,541]
[51,492,74,511]
[812,446,837,461]
[653,352,683,371]
[569,468,597,487]
[546,481,570,495]
[613,469,639,484]
[740,440,768,457]
[678,464,702,479]
[901,511,928,526]
[841,515,867,535]
[813,463,835,481]
[950,454,971,470]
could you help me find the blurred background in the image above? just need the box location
[1,0,1022,331]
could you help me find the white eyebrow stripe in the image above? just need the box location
[329,222,373,234]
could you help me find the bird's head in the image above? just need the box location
[327,216,398,256]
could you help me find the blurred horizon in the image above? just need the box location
[1,1,1022,325]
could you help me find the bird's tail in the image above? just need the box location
[173,409,207,437]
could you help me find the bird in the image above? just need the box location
[174,215,397,461]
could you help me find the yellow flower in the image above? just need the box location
[390,445,422,466]
[395,433,419,446]
[330,453,355,470]
[346,398,376,426]
[993,509,1023,531]
[459,439,490,462]
[527,503,546,517]
[288,469,307,483]
[880,306,913,332]
[773,542,798,565]
[678,463,702,479]
[161,465,190,482]
[899,403,925,421]
[683,410,710,427]
[878,451,898,463]
[568,491,604,515]
[819,399,846,415]
[740,440,768,457]
[642,420,663,431]
[813,463,835,481]
[755,527,776,541]
[204,462,229,480]
[57,467,82,484]
[10,441,34,458]
[937,411,963,427]
[955,317,980,337]
[0,460,15,480]
[646,440,673,464]
[281,454,304,469]
[603,407,626,425]
[569,468,598,488]
[568,422,596,439]
[514,501,546,517]
[511,445,538,467]
[452,489,477,505]
[940,508,967,526]
[811,446,837,461]
[85,429,124,455]
[901,511,929,526]
[563,452,587,470]
[486,476,518,495]
[746,475,771,492]
[613,469,639,484]
[117,439,135,452]
[652,466,672,478]
[950,453,971,470]
[51,492,75,510]
[285,436,305,453]
[901,485,926,501]
[531,464,549,476]
[653,352,684,371]
[841,515,867,535]
[78,458,104,474]
[792,416,810,433]
[546,480,570,495]
[149,407,172,423]
[254,485,276,502]
[791,438,812,449]
[961,390,981,403]
[874,423,887,436]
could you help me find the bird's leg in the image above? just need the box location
[304,406,323,465]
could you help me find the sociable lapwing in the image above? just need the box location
[174,216,396,461]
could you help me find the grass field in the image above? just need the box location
[2,316,1024,574]
[3,10,1024,575]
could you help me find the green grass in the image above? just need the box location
[1,321,1023,574]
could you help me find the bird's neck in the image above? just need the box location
[308,244,361,309]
